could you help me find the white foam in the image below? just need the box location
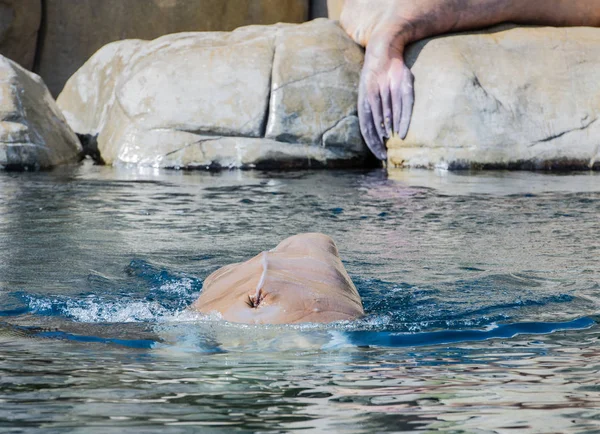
[66,299,168,323]
[158,278,194,295]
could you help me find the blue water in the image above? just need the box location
[0,163,599,432]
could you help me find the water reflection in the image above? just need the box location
[0,163,599,432]
[1,325,599,432]
[0,170,83,290]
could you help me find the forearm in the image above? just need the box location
[342,0,600,52]
[385,0,515,47]
[507,0,600,27]
[398,0,600,45]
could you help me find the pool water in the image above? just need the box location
[1,163,599,432]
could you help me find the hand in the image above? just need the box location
[358,41,414,160]
[340,0,416,160]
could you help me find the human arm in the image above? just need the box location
[340,0,600,160]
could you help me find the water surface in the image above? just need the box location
[0,163,599,432]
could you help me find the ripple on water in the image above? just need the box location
[0,166,599,432]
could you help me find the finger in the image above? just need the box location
[380,85,393,139]
[398,68,414,140]
[391,80,402,136]
[366,82,386,143]
[358,85,386,160]
[389,60,405,136]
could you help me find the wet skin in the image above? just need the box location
[340,0,600,160]
[190,233,364,324]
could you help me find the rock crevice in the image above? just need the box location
[529,118,597,147]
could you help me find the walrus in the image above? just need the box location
[339,0,600,160]
[189,233,364,324]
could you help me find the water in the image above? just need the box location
[0,162,599,432]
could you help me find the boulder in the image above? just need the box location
[388,26,600,170]
[57,19,368,169]
[326,0,345,20]
[0,56,81,169]
[0,0,41,70]
[35,0,310,96]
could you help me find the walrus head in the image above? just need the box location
[189,233,364,324]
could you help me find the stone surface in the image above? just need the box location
[327,0,345,20]
[0,56,81,169]
[35,0,309,96]
[388,26,600,170]
[266,19,363,152]
[57,19,368,169]
[0,0,41,70]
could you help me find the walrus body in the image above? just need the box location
[190,233,364,324]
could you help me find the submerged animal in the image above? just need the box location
[189,233,364,324]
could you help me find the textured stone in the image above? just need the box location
[0,0,41,70]
[327,0,345,20]
[0,56,81,169]
[57,19,368,169]
[388,26,600,170]
[35,0,309,96]
[266,18,363,151]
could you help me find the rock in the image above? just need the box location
[35,0,310,96]
[266,19,363,152]
[0,56,81,169]
[388,26,600,170]
[57,19,368,169]
[326,0,345,20]
[0,0,41,70]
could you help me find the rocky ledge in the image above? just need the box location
[1,20,599,171]
[389,25,600,170]
[57,19,369,169]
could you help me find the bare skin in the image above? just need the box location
[190,233,364,324]
[340,0,600,160]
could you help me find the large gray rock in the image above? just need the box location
[0,0,41,70]
[57,19,368,169]
[388,26,600,170]
[35,0,309,96]
[0,56,81,169]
